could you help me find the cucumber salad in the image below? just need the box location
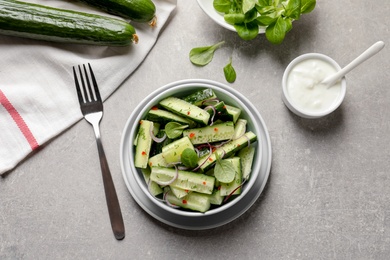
[134,88,257,213]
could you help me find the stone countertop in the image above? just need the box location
[1,0,390,259]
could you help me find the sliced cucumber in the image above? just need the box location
[165,190,211,213]
[162,136,194,164]
[150,167,215,194]
[134,120,154,168]
[232,118,247,139]
[198,131,257,172]
[169,186,191,199]
[208,189,224,205]
[146,108,196,128]
[159,97,210,125]
[225,105,241,123]
[148,153,171,168]
[205,101,231,121]
[182,88,217,106]
[182,121,235,145]
[141,168,163,197]
[151,129,171,155]
[219,157,242,196]
[238,146,255,180]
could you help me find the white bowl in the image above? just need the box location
[196,0,266,33]
[120,79,272,230]
[282,53,347,119]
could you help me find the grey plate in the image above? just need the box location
[119,79,272,230]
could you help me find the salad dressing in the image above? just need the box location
[286,59,342,113]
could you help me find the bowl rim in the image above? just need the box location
[119,79,272,227]
[282,53,347,119]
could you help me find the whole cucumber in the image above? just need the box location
[79,0,156,24]
[0,0,138,46]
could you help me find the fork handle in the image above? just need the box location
[93,123,125,240]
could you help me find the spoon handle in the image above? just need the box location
[322,41,385,87]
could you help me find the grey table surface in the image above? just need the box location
[1,0,390,259]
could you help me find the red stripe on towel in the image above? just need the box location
[0,89,39,151]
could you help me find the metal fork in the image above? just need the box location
[73,63,125,240]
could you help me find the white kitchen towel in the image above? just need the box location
[0,0,177,175]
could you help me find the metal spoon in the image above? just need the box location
[321,41,385,88]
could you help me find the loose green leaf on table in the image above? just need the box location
[223,58,236,83]
[189,41,225,66]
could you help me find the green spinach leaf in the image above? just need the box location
[284,0,301,20]
[265,16,288,44]
[234,21,259,41]
[242,0,257,14]
[223,58,236,83]
[214,153,236,183]
[189,41,225,66]
[213,0,231,13]
[181,148,198,168]
[301,0,316,14]
[165,122,188,139]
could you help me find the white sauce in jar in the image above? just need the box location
[286,59,342,113]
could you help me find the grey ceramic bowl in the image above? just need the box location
[120,79,272,230]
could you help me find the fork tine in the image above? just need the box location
[87,63,101,102]
[82,64,95,102]
[78,65,92,103]
[73,66,84,104]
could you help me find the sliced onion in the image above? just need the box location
[153,165,179,186]
[193,142,212,172]
[194,147,200,157]
[202,98,220,106]
[203,105,216,126]
[223,178,247,203]
[149,126,167,143]
[146,179,166,202]
[214,139,232,149]
[163,190,180,208]
[242,134,251,148]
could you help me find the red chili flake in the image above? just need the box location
[223,105,227,109]
[141,151,147,156]
[187,111,191,115]
[151,106,158,110]
[139,120,143,124]
[182,199,188,204]
[208,157,213,162]
[214,128,218,132]
[185,189,189,193]
[212,147,216,152]
[217,186,221,190]
[237,144,241,147]
[203,181,206,185]
[149,162,153,166]
[189,132,195,138]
